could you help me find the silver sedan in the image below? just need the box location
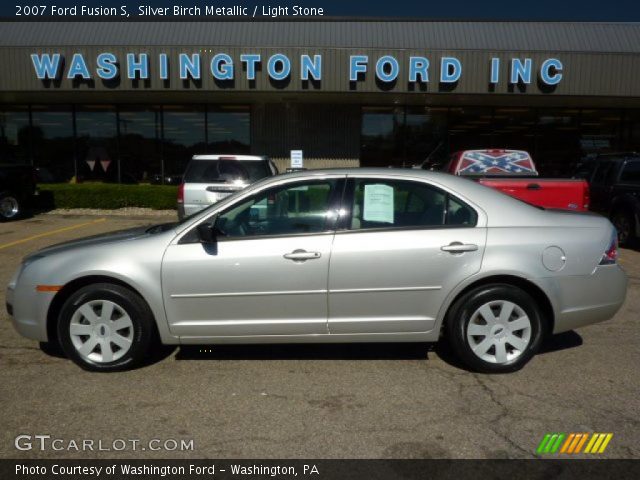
[6,169,627,373]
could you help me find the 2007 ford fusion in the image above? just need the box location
[6,169,627,373]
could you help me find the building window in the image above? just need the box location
[30,105,75,183]
[536,109,581,176]
[579,109,622,156]
[207,105,250,154]
[75,105,118,182]
[0,106,30,165]
[490,107,537,154]
[404,107,448,167]
[162,105,206,181]
[361,107,404,167]
[447,107,494,154]
[118,106,162,183]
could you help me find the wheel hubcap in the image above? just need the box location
[69,300,134,363]
[466,300,532,364]
[0,197,19,218]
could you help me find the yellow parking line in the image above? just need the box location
[0,218,107,251]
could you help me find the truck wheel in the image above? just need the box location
[446,284,545,373]
[612,210,635,247]
[0,193,20,221]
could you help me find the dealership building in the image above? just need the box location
[1,21,640,183]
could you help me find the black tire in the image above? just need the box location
[611,210,635,247]
[0,192,21,221]
[446,284,545,373]
[57,283,157,372]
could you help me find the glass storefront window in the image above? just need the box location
[491,107,537,154]
[75,105,118,182]
[405,107,449,168]
[361,107,404,167]
[447,107,494,153]
[0,106,30,165]
[536,109,581,176]
[30,106,75,183]
[118,106,162,183]
[579,109,622,156]
[207,106,250,154]
[162,105,206,180]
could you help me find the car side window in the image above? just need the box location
[349,179,477,231]
[592,161,614,184]
[215,179,339,238]
[620,160,640,184]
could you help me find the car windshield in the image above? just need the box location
[184,159,270,184]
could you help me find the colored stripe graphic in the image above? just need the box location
[538,433,613,455]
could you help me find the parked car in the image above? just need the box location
[177,155,278,220]
[0,164,37,221]
[7,169,626,373]
[574,152,640,245]
[444,149,590,211]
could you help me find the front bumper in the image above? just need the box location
[6,266,53,342]
[542,264,628,334]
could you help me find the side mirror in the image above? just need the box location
[196,222,216,244]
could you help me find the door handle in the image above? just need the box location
[441,242,478,253]
[526,183,541,190]
[283,249,322,261]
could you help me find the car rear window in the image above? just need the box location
[184,159,270,183]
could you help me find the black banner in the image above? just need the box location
[4,459,640,480]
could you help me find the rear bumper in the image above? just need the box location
[541,265,628,334]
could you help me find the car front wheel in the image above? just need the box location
[447,284,545,373]
[57,283,157,372]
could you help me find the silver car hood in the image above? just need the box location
[24,223,176,262]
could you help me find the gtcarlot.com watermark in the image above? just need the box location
[15,434,194,452]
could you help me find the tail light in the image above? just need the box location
[599,230,618,265]
[177,183,184,204]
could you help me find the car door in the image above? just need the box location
[328,176,487,334]
[162,175,345,338]
[589,159,616,213]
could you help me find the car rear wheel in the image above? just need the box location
[0,193,20,221]
[446,284,545,373]
[57,283,157,372]
[611,210,635,247]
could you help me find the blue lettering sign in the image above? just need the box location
[301,54,322,81]
[440,57,461,83]
[510,58,532,84]
[211,54,234,80]
[127,53,149,79]
[349,55,368,81]
[376,56,399,82]
[490,58,500,84]
[67,53,90,79]
[179,53,200,80]
[541,58,563,85]
[96,53,118,80]
[31,53,61,79]
[159,53,168,80]
[240,54,261,81]
[267,54,290,80]
[409,57,429,82]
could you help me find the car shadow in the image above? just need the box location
[175,343,432,361]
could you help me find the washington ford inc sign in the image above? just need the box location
[30,52,564,88]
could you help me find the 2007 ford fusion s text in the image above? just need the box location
[6,169,627,373]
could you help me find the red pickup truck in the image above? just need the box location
[444,149,589,211]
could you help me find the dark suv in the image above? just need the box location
[575,153,640,245]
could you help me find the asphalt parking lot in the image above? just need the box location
[0,213,638,459]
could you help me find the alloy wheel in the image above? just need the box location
[69,300,134,363]
[466,300,532,364]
